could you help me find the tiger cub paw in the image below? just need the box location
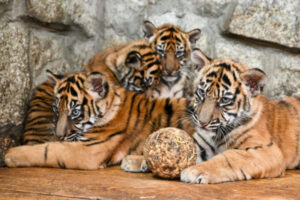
[180,165,210,184]
[121,155,149,173]
[5,146,32,167]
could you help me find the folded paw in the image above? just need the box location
[121,155,149,173]
[180,165,209,184]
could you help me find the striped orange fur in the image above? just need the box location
[5,71,195,169]
[180,52,300,183]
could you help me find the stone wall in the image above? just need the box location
[0,0,299,164]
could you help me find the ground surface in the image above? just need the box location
[0,166,299,200]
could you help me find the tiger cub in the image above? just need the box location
[5,70,195,170]
[143,21,201,98]
[84,40,161,93]
[180,52,300,184]
[23,41,162,145]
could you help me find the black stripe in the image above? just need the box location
[30,97,54,106]
[26,116,53,125]
[207,71,217,78]
[148,100,157,121]
[177,116,183,129]
[44,144,49,161]
[134,98,144,129]
[85,130,125,147]
[245,145,263,151]
[36,87,53,98]
[57,160,66,169]
[219,63,231,71]
[240,168,247,180]
[144,57,155,62]
[224,155,233,170]
[78,76,85,84]
[24,131,54,137]
[147,60,161,69]
[267,140,273,147]
[66,76,75,83]
[75,81,82,90]
[193,138,207,161]
[196,133,216,154]
[142,52,157,58]
[229,128,251,147]
[23,139,44,144]
[222,74,231,86]
[160,35,171,41]
[24,127,53,133]
[134,44,148,49]
[167,27,177,32]
[164,98,173,126]
[233,135,253,149]
[58,86,67,94]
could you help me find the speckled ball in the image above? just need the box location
[143,127,197,179]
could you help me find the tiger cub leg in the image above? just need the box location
[181,133,285,184]
[121,155,149,173]
[5,141,112,170]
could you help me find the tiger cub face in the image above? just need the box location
[191,51,267,140]
[143,21,201,82]
[47,70,116,141]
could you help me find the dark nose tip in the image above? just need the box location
[144,78,153,88]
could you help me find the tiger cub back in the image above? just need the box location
[6,71,196,170]
[143,21,201,98]
[23,81,56,144]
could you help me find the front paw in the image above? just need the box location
[121,155,149,173]
[5,146,31,167]
[180,165,209,184]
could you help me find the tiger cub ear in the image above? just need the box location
[125,51,142,68]
[143,20,156,40]
[46,69,64,84]
[86,72,109,99]
[191,48,211,71]
[240,68,267,97]
[187,28,201,45]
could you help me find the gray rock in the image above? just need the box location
[29,28,104,87]
[228,0,300,48]
[0,22,30,127]
[26,0,105,38]
[0,0,9,4]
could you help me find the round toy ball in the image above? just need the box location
[143,127,197,179]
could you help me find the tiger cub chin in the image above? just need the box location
[180,50,300,184]
[5,70,195,170]
[143,21,201,98]
[23,40,162,145]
